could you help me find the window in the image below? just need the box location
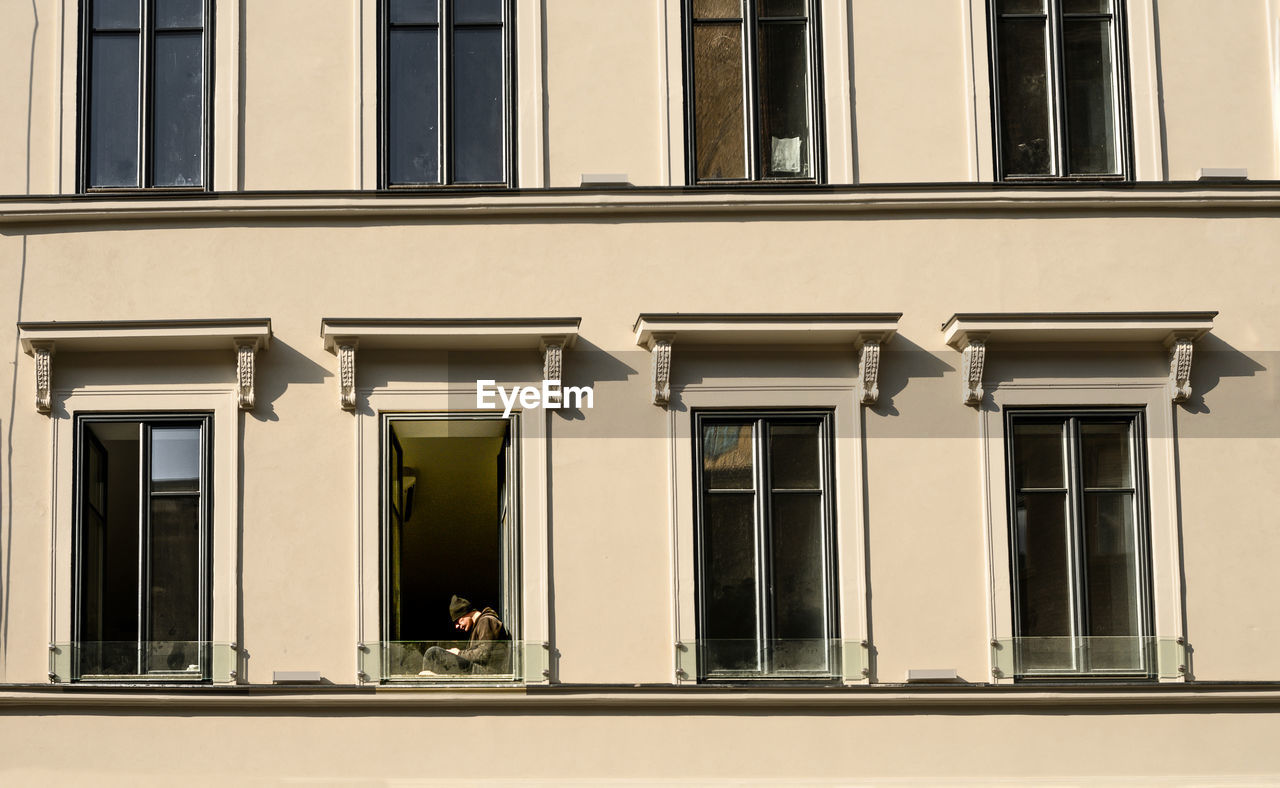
[694,411,837,680]
[80,0,210,189]
[990,0,1128,178]
[381,0,512,186]
[378,414,518,680]
[685,0,821,183]
[75,415,211,680]
[1007,410,1154,678]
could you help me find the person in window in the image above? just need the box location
[419,595,511,676]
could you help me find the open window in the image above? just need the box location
[74,414,211,681]
[379,414,519,680]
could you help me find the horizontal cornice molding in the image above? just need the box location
[320,317,581,352]
[942,311,1217,350]
[17,318,273,354]
[2,684,1280,712]
[6,186,1280,225]
[634,313,901,348]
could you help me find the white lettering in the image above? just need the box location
[542,380,562,408]
[499,385,520,418]
[564,385,593,410]
[519,386,540,410]
[476,379,497,409]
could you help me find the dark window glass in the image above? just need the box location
[88,32,141,187]
[83,0,207,190]
[688,0,819,183]
[76,418,209,680]
[388,28,441,184]
[383,0,510,186]
[696,414,834,680]
[1008,413,1151,678]
[992,0,1126,179]
[452,27,504,183]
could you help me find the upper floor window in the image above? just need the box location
[1007,410,1154,678]
[81,0,210,190]
[381,0,513,187]
[694,412,837,681]
[684,0,821,183]
[990,0,1128,179]
[76,415,211,680]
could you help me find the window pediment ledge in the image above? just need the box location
[633,313,901,407]
[17,318,272,413]
[941,311,1218,406]
[319,317,582,411]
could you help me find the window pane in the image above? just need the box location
[152,32,204,187]
[703,423,753,489]
[769,423,819,490]
[390,0,438,24]
[693,0,742,19]
[155,0,203,29]
[770,493,827,672]
[1012,422,1065,489]
[757,21,810,178]
[997,19,1052,175]
[151,427,200,493]
[997,0,1045,12]
[1080,422,1132,488]
[388,28,440,184]
[89,33,141,187]
[693,23,747,180]
[1063,0,1110,13]
[148,495,201,670]
[1063,19,1119,174]
[454,0,503,24]
[1083,492,1139,635]
[94,0,140,29]
[1015,492,1073,638]
[452,26,505,183]
[701,493,759,672]
[759,0,807,17]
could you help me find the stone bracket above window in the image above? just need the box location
[633,313,902,407]
[17,319,273,414]
[942,311,1218,406]
[319,318,582,411]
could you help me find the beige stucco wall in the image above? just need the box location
[2,0,1280,784]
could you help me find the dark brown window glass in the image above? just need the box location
[688,0,818,182]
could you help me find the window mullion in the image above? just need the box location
[441,2,452,184]
[743,0,759,181]
[1049,0,1068,177]
[1066,416,1089,673]
[136,422,148,675]
[753,418,769,674]
[140,0,153,187]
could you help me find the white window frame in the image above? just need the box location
[50,386,241,683]
[354,383,551,685]
[670,383,870,685]
[980,380,1186,683]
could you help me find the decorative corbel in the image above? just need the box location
[541,338,564,383]
[649,335,673,407]
[31,341,54,414]
[1168,337,1194,403]
[234,338,259,410]
[336,338,358,411]
[961,339,986,407]
[857,340,881,405]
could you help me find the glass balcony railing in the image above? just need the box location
[48,642,238,683]
[990,636,1187,680]
[675,639,869,682]
[359,640,548,683]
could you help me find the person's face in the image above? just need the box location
[454,612,474,633]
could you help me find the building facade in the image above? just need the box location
[1,0,1279,784]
